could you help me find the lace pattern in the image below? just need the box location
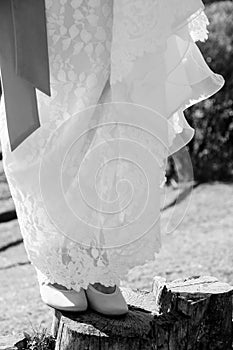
[188,10,209,42]
[0,0,223,292]
[0,0,164,291]
[110,0,209,84]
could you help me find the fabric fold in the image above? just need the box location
[110,0,224,157]
[12,0,51,96]
[0,0,50,151]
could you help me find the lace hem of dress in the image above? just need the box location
[31,229,161,292]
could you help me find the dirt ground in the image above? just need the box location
[1,174,233,338]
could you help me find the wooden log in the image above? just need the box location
[51,276,233,350]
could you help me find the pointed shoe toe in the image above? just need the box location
[39,283,88,312]
[86,285,128,316]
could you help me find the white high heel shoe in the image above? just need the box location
[39,283,88,312]
[86,284,128,316]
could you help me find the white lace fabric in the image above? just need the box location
[0,0,224,291]
[110,0,207,85]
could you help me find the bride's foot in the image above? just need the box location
[39,282,88,312]
[86,283,128,316]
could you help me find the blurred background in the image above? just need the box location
[0,0,232,339]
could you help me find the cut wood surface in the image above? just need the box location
[52,275,233,350]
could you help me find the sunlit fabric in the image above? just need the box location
[0,0,224,291]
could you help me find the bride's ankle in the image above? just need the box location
[49,282,70,291]
[90,283,116,294]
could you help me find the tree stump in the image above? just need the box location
[51,276,233,350]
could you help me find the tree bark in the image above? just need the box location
[52,275,233,350]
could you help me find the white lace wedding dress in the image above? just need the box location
[0,0,224,291]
